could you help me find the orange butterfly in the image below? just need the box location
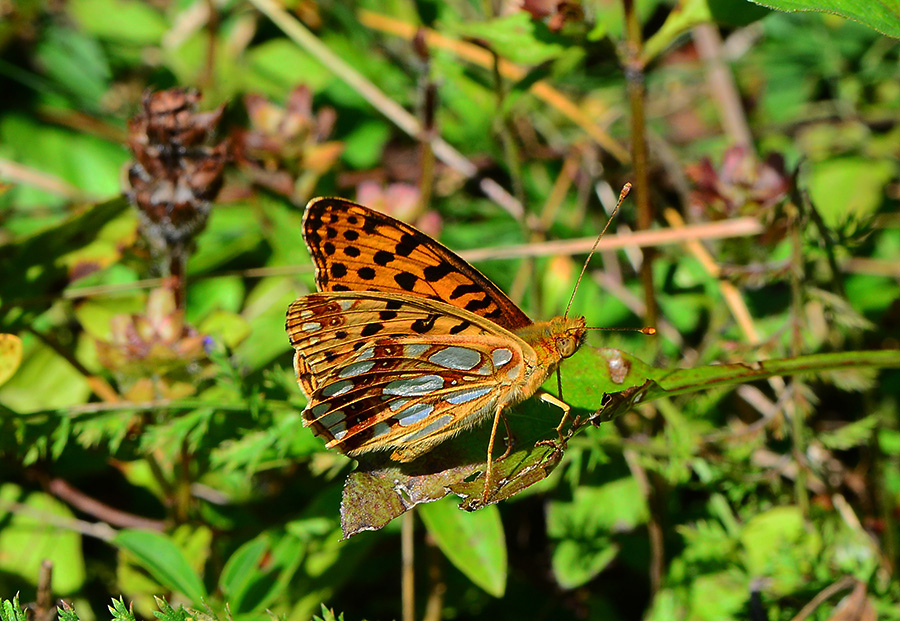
[287,197,594,500]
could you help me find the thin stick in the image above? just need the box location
[0,157,99,202]
[564,182,632,318]
[402,510,416,621]
[623,0,657,330]
[693,24,754,151]
[789,576,856,621]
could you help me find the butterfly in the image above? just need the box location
[286,197,589,501]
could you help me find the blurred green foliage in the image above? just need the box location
[1,0,900,619]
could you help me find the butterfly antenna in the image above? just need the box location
[564,183,632,319]
[587,326,657,335]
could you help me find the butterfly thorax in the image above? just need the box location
[515,315,587,376]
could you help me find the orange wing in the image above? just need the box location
[302,197,533,331]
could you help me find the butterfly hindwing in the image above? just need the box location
[287,291,534,458]
[302,197,533,331]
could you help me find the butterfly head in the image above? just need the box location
[551,316,587,359]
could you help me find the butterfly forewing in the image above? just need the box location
[287,291,535,459]
[303,197,532,331]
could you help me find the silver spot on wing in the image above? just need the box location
[322,380,354,398]
[397,403,435,427]
[339,360,375,378]
[398,414,454,442]
[491,348,513,366]
[445,387,493,404]
[428,346,482,371]
[383,375,444,397]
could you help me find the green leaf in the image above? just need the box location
[807,157,897,227]
[0,197,128,330]
[0,334,22,387]
[35,26,110,108]
[245,40,331,96]
[69,0,168,44]
[56,602,79,621]
[113,529,208,604]
[547,478,647,588]
[551,538,619,590]
[819,413,879,450]
[448,12,566,65]
[0,484,87,594]
[739,506,805,573]
[879,429,900,456]
[746,0,900,39]
[219,536,270,611]
[340,121,391,169]
[688,571,748,619]
[548,478,649,536]
[0,595,27,621]
[418,497,507,597]
[107,598,136,621]
[644,0,714,63]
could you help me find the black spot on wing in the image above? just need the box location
[361,323,383,337]
[395,233,418,257]
[411,314,439,334]
[423,263,452,282]
[465,297,491,313]
[449,320,470,334]
[450,283,483,300]
[331,263,347,278]
[394,271,417,291]
[374,250,394,266]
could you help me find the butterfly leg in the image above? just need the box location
[534,390,573,453]
[482,405,510,503]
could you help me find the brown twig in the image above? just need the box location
[789,576,856,621]
[422,533,446,621]
[788,204,809,514]
[201,0,219,92]
[622,0,658,331]
[0,158,99,202]
[459,216,763,262]
[0,498,117,541]
[402,510,416,621]
[46,476,166,531]
[33,560,55,621]
[693,24,754,152]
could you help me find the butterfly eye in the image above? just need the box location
[556,336,577,358]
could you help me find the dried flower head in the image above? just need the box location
[126,88,229,251]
